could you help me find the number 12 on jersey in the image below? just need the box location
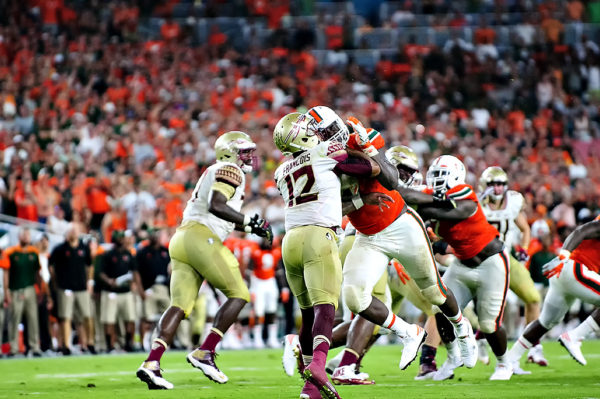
[284,165,318,207]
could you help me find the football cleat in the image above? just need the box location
[187,349,228,384]
[558,332,586,365]
[331,364,375,385]
[489,362,513,381]
[455,319,477,368]
[414,360,437,380]
[325,350,343,375]
[512,362,532,375]
[302,363,341,399]
[136,361,174,390]
[527,344,548,366]
[477,339,490,365]
[399,325,427,370]
[433,354,463,381]
[299,380,322,399]
[283,334,300,376]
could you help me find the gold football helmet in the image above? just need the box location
[215,131,257,173]
[479,166,508,201]
[273,112,318,155]
[385,145,420,187]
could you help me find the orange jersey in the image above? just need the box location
[571,216,600,273]
[346,130,406,235]
[251,247,282,280]
[425,184,499,260]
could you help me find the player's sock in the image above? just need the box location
[303,355,313,366]
[569,316,600,341]
[268,324,278,341]
[311,304,335,368]
[338,348,359,367]
[312,337,331,368]
[383,311,410,337]
[447,311,469,336]
[509,336,533,360]
[146,338,167,362]
[420,344,437,365]
[200,327,224,352]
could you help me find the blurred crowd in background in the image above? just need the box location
[0,0,599,355]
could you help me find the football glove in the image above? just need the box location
[245,214,273,244]
[542,257,564,279]
[432,191,457,208]
[515,246,529,262]
[347,116,378,157]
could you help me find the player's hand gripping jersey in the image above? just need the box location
[481,190,525,249]
[275,141,371,231]
[345,131,406,235]
[425,184,500,260]
[182,162,245,241]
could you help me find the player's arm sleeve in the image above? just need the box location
[334,154,375,177]
[371,152,398,191]
[418,200,477,221]
[396,186,436,206]
[562,220,600,252]
[211,165,243,200]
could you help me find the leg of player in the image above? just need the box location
[298,307,321,399]
[525,302,547,366]
[437,290,477,368]
[187,297,247,383]
[432,313,465,381]
[331,316,375,385]
[415,315,441,380]
[559,307,600,365]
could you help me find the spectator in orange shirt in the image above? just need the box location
[541,12,565,43]
[12,175,38,222]
[86,172,112,232]
[160,17,181,41]
[474,18,496,45]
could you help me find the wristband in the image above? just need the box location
[351,195,364,210]
[87,279,95,287]
[361,144,379,157]
[243,214,251,226]
[558,249,571,260]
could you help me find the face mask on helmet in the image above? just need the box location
[426,155,466,194]
[488,181,507,201]
[397,165,418,187]
[307,106,349,146]
[238,148,258,173]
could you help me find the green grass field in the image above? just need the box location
[1,341,599,398]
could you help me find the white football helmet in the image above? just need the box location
[426,155,466,193]
[306,106,349,146]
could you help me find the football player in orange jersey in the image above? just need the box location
[505,216,600,375]
[331,124,478,385]
[247,238,283,348]
[412,155,511,381]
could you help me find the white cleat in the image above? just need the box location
[136,361,174,390]
[282,334,300,376]
[512,361,532,376]
[527,344,548,366]
[398,324,427,370]
[456,319,477,368]
[477,339,490,365]
[331,364,374,385]
[559,332,587,365]
[489,362,513,380]
[433,354,463,381]
[326,350,343,375]
[186,349,229,384]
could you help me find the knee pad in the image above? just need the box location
[342,284,371,314]
[478,320,497,334]
[420,285,446,306]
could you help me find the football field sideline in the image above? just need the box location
[1,341,599,398]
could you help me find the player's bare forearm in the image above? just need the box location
[515,211,531,248]
[562,220,600,252]
[396,186,436,206]
[418,200,477,221]
[209,190,246,226]
[371,152,399,190]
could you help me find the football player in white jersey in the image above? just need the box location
[137,131,273,390]
[274,108,395,399]
[479,166,546,366]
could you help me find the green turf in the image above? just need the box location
[0,341,599,398]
